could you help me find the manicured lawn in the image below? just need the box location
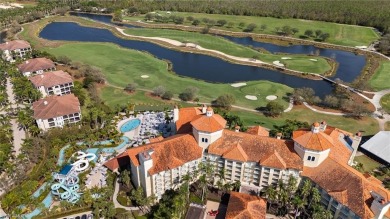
[354,155,381,172]
[385,122,390,131]
[229,106,379,135]
[124,12,379,46]
[124,28,331,74]
[369,61,390,91]
[380,94,390,114]
[46,42,293,110]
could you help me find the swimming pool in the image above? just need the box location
[120,119,141,133]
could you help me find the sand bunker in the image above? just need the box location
[281,57,292,60]
[141,75,150,78]
[245,95,258,100]
[273,61,284,67]
[231,82,247,88]
[309,59,318,62]
[266,95,278,100]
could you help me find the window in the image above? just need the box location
[311,156,315,161]
[201,138,208,143]
[307,156,316,161]
[307,156,311,161]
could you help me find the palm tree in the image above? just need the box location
[181,173,191,203]
[199,174,208,201]
[232,180,241,192]
[292,196,306,219]
[263,185,277,211]
[308,187,321,209]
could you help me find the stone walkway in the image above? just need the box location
[0,78,26,156]
[112,178,139,211]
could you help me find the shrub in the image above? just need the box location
[179,86,199,101]
[213,94,236,110]
[57,55,71,65]
[162,91,174,100]
[124,83,137,93]
[192,19,200,26]
[265,101,284,117]
[217,19,227,26]
[201,27,210,34]
[244,23,257,32]
[152,85,166,97]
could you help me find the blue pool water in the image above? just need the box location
[120,119,141,133]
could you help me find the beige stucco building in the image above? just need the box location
[105,106,390,218]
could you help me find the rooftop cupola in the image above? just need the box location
[311,122,320,133]
[319,120,327,131]
[206,107,213,117]
[202,104,207,114]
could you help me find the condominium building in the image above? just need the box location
[105,106,390,218]
[0,40,31,62]
[29,70,74,97]
[32,94,81,131]
[17,58,56,77]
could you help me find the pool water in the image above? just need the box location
[120,119,141,133]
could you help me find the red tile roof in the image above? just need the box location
[17,58,55,73]
[302,158,390,219]
[190,113,227,133]
[0,40,30,51]
[176,107,203,134]
[106,134,203,175]
[226,192,267,219]
[293,129,335,151]
[260,150,286,169]
[32,94,80,119]
[209,130,303,170]
[246,126,269,137]
[222,143,248,162]
[104,151,130,171]
[29,70,73,88]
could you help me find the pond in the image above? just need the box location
[222,36,366,83]
[40,21,335,97]
[70,13,366,82]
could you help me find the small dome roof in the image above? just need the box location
[313,122,320,127]
[206,106,213,111]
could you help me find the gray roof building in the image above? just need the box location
[360,131,390,164]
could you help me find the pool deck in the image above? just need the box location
[117,116,142,139]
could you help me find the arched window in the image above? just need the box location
[307,156,312,161]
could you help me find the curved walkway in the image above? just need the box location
[303,102,346,116]
[113,179,138,210]
[284,98,294,113]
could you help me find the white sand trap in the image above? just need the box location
[355,46,367,49]
[266,95,278,100]
[231,82,247,87]
[245,95,258,100]
[273,61,284,67]
[281,57,292,60]
[309,59,318,62]
[141,75,150,78]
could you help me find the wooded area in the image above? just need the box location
[91,0,390,33]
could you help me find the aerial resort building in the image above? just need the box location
[105,106,390,219]
[0,40,31,62]
[17,57,56,77]
[32,94,81,131]
[29,70,74,97]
